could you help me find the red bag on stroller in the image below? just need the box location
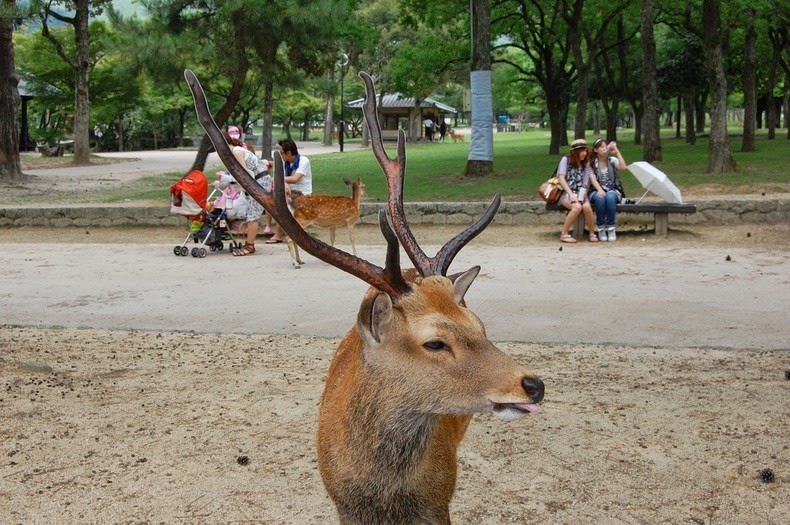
[170,170,208,216]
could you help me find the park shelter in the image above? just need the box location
[18,79,37,152]
[346,93,456,141]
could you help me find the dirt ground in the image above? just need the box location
[1,154,788,524]
[1,328,787,524]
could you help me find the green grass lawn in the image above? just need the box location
[308,129,788,202]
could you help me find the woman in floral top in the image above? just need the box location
[557,139,598,243]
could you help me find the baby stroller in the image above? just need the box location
[170,170,244,257]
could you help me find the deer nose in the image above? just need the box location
[521,377,544,404]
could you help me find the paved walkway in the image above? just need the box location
[24,141,351,180]
[1,237,787,351]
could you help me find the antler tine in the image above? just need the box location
[360,72,432,275]
[184,69,410,298]
[359,71,500,277]
[434,194,501,275]
[378,210,408,292]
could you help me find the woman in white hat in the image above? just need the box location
[556,138,598,243]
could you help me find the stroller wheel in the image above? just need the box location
[216,241,224,251]
[191,247,199,257]
[197,248,208,258]
[173,245,182,256]
[210,244,217,251]
[180,246,189,257]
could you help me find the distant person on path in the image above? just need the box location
[266,138,313,244]
[589,138,628,241]
[556,139,598,243]
[423,117,434,141]
[439,120,447,142]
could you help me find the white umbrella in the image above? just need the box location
[628,161,683,204]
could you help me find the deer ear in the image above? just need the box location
[357,291,394,344]
[450,266,481,304]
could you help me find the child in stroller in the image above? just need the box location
[170,170,246,257]
[209,171,249,235]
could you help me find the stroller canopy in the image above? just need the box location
[170,170,208,216]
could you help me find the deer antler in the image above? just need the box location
[359,72,501,276]
[184,69,409,298]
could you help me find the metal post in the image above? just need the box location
[339,71,345,153]
[337,53,349,153]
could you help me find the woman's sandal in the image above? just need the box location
[560,234,577,244]
[233,243,256,256]
[588,233,600,243]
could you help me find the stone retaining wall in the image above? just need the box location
[0,198,787,228]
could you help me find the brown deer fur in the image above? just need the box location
[317,269,543,524]
[286,177,366,267]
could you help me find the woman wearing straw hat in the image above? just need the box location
[556,139,599,243]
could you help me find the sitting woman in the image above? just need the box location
[589,138,628,241]
[557,139,598,243]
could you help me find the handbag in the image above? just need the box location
[539,176,563,204]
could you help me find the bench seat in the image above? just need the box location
[545,202,697,238]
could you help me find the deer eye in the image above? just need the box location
[423,340,447,352]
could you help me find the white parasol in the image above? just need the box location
[628,161,683,204]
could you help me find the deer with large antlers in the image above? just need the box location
[185,69,544,525]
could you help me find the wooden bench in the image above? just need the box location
[545,202,697,239]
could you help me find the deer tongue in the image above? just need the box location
[514,403,541,414]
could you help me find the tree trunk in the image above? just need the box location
[683,92,696,145]
[741,8,757,152]
[785,77,790,139]
[766,40,779,140]
[695,92,707,133]
[568,0,587,140]
[592,101,601,135]
[573,66,589,139]
[0,0,25,182]
[633,105,643,145]
[72,0,90,165]
[675,97,681,139]
[323,67,334,146]
[465,0,493,177]
[702,0,736,174]
[261,80,274,159]
[178,108,187,148]
[605,98,619,141]
[640,0,661,162]
[189,63,249,172]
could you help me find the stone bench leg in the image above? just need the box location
[573,214,585,240]
[654,212,669,236]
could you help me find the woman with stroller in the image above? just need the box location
[589,138,628,241]
[222,129,271,256]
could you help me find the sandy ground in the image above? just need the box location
[1,152,789,523]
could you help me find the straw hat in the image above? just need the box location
[570,138,588,150]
